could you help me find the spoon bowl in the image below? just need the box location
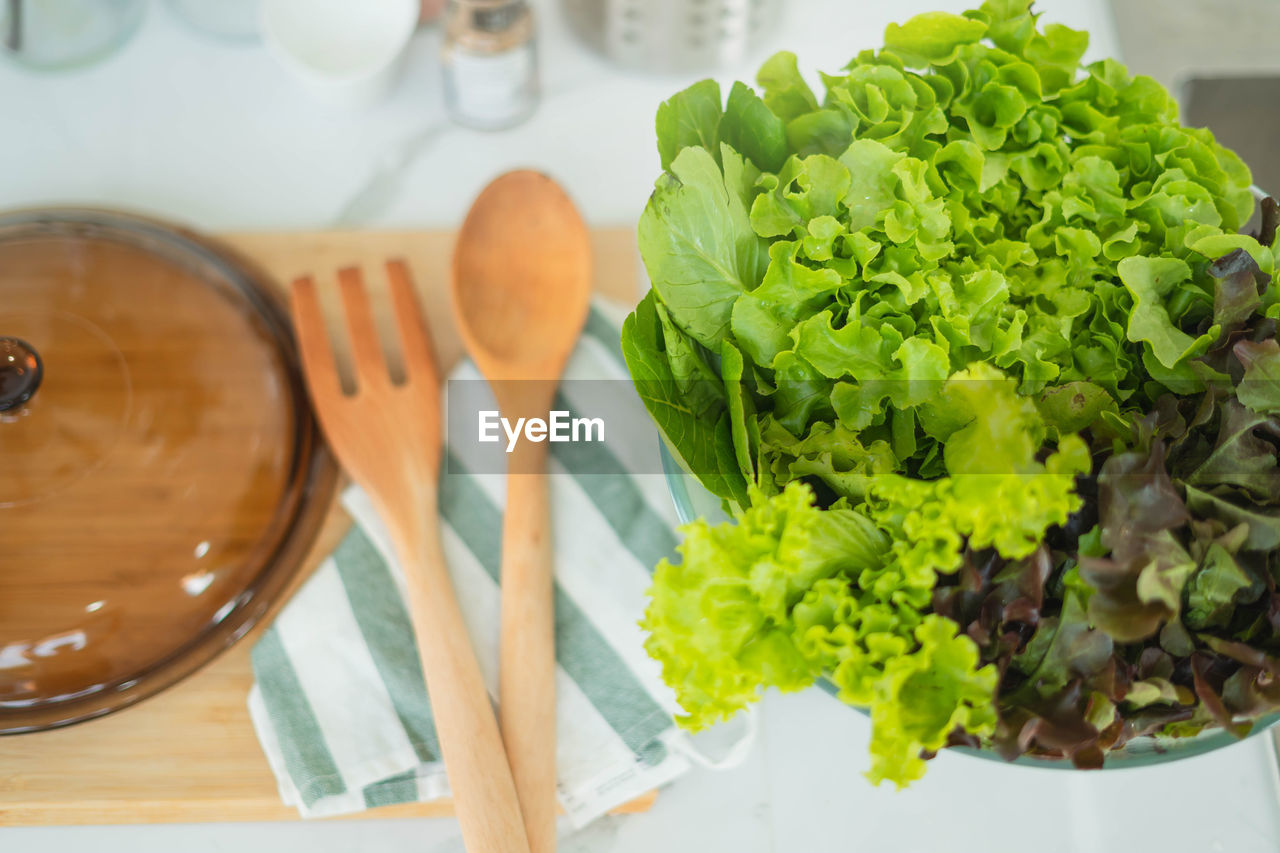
[453,170,592,380]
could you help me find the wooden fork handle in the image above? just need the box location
[499,441,558,853]
[389,504,531,853]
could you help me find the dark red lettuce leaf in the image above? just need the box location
[1191,652,1254,737]
[1252,196,1279,248]
[1009,590,1115,697]
[956,246,1280,769]
[1222,665,1280,717]
[1185,485,1280,551]
[1198,635,1280,674]
[1186,399,1280,500]
[992,679,1129,768]
[1209,248,1268,330]
[1097,440,1188,561]
[1076,441,1197,642]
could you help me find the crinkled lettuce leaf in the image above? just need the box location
[638,144,768,349]
[645,480,1007,787]
[642,482,889,729]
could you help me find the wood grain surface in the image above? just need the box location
[0,226,647,827]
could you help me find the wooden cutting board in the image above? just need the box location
[0,226,657,826]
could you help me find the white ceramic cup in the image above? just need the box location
[261,0,418,108]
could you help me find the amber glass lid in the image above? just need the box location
[0,209,337,732]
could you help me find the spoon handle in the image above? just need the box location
[500,440,558,853]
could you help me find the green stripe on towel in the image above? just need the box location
[362,770,420,809]
[333,527,441,764]
[584,305,626,367]
[440,450,672,756]
[252,629,347,807]
[551,392,676,572]
[564,309,680,572]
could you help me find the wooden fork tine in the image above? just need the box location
[385,259,440,386]
[289,276,342,397]
[337,266,388,387]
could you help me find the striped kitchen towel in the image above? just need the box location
[247,301,696,826]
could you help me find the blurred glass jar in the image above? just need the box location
[441,0,538,131]
[0,0,146,71]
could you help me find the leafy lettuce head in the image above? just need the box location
[625,0,1271,509]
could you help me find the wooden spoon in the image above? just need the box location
[452,171,592,853]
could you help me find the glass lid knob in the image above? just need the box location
[0,336,43,412]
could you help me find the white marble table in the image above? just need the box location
[3,1,1279,850]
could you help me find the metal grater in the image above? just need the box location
[562,0,784,74]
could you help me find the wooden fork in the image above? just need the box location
[290,260,530,853]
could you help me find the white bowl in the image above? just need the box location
[262,0,418,108]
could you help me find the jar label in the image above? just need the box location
[446,46,537,127]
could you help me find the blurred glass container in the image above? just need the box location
[0,207,338,733]
[442,0,538,131]
[562,0,782,74]
[166,0,260,43]
[0,0,146,71]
